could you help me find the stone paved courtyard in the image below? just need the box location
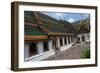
[43,43,90,60]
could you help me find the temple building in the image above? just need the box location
[24,11,90,62]
[72,18,90,44]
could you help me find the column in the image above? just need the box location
[66,36,69,45]
[87,34,90,42]
[84,34,87,42]
[70,36,72,44]
[48,40,53,50]
[70,36,72,43]
[24,42,29,59]
[57,37,60,48]
[80,35,82,43]
[68,36,70,44]
[65,36,67,45]
[85,34,88,43]
[64,37,67,45]
[37,41,43,54]
[71,36,73,43]
[86,34,89,43]
[62,37,65,46]
[66,36,67,45]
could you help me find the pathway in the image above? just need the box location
[43,43,90,60]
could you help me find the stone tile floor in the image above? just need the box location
[43,43,90,60]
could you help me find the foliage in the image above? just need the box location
[81,48,90,58]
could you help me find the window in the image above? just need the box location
[70,36,73,43]
[77,37,81,43]
[81,35,85,42]
[29,42,38,57]
[71,36,73,42]
[43,42,49,52]
[64,37,67,45]
[60,38,63,46]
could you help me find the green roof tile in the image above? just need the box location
[38,12,60,24]
[24,17,36,24]
[43,24,66,33]
[25,25,46,36]
[24,11,89,35]
[24,11,37,24]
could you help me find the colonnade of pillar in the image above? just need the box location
[24,35,75,60]
[55,35,74,48]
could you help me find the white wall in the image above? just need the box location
[77,33,90,43]
[0,0,99,73]
[24,40,54,61]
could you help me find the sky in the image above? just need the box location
[41,11,90,23]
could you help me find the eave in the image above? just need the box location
[48,32,75,36]
[24,36,48,41]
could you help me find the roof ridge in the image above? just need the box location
[39,12,60,22]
